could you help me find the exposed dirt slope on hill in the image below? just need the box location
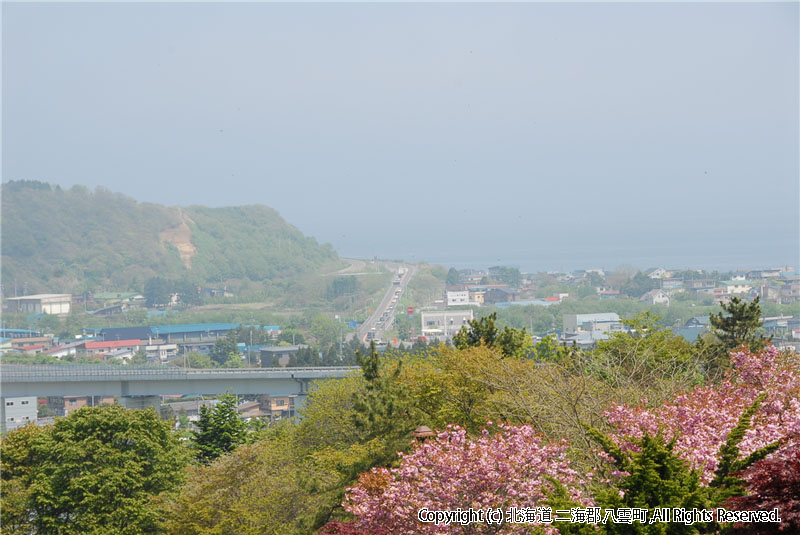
[159,208,197,269]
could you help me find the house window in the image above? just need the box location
[21,401,29,405]
[6,402,13,406]
[276,400,286,407]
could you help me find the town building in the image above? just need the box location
[61,395,116,416]
[6,294,72,315]
[641,289,670,306]
[563,313,624,335]
[83,339,141,358]
[646,268,669,279]
[719,280,755,295]
[259,344,309,367]
[145,343,179,363]
[163,399,220,424]
[2,396,37,433]
[446,290,470,307]
[676,316,711,343]
[421,309,474,341]
[236,401,265,420]
[483,287,520,305]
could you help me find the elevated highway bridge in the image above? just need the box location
[1,365,359,420]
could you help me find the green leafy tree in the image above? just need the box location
[124,308,148,325]
[209,332,239,367]
[622,272,659,297]
[592,312,702,396]
[494,266,522,287]
[184,351,214,368]
[174,278,202,306]
[533,334,571,362]
[352,342,419,468]
[192,394,249,463]
[311,314,341,347]
[167,425,323,535]
[130,350,148,365]
[177,410,191,430]
[143,277,171,308]
[586,271,605,287]
[328,276,358,299]
[278,329,305,345]
[0,405,188,535]
[453,312,533,358]
[445,267,460,285]
[37,313,61,334]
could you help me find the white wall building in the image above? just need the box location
[646,268,668,279]
[641,289,670,306]
[446,290,470,307]
[720,281,755,295]
[6,294,72,315]
[563,313,624,335]
[145,343,179,363]
[421,309,474,340]
[2,396,37,433]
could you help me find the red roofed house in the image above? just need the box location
[83,339,141,357]
[18,344,46,354]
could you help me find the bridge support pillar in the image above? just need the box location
[119,395,161,411]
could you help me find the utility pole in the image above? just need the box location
[248,314,253,368]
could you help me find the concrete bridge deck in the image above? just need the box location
[0,365,360,398]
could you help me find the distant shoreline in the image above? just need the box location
[349,254,797,274]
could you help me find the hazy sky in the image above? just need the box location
[3,2,798,272]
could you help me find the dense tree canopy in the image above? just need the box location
[0,405,188,535]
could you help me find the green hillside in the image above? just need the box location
[1,181,339,295]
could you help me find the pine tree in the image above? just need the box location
[453,312,532,358]
[709,296,768,353]
[193,393,249,463]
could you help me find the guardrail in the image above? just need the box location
[0,365,360,380]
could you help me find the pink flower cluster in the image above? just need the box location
[344,424,591,534]
[604,345,800,483]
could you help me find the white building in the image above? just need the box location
[145,343,179,363]
[646,268,669,279]
[2,396,37,433]
[720,280,755,295]
[563,313,624,335]
[562,313,626,348]
[446,290,470,307]
[421,309,474,340]
[641,289,670,306]
[6,294,72,315]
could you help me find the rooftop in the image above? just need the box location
[150,323,240,335]
[571,313,621,322]
[6,294,71,301]
[85,339,141,349]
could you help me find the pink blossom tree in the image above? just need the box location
[603,345,800,484]
[344,424,592,535]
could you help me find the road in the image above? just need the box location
[356,263,416,345]
[323,258,367,276]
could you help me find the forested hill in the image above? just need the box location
[1,181,339,295]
